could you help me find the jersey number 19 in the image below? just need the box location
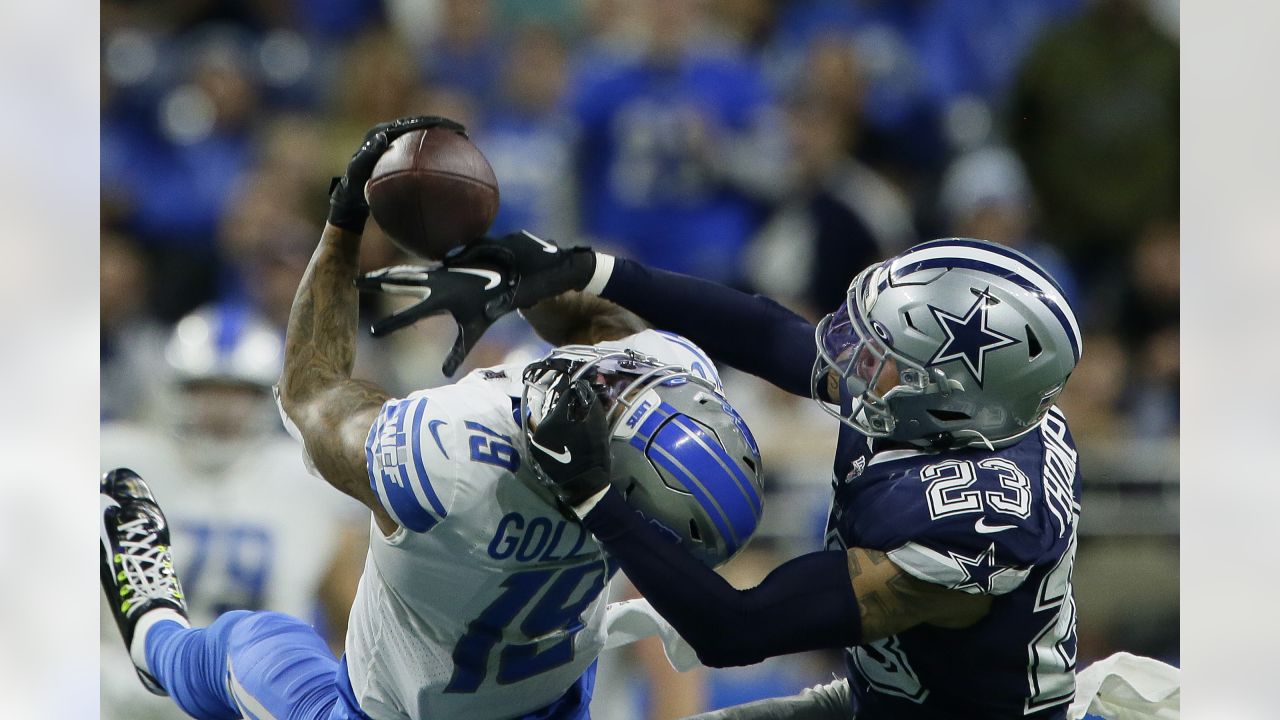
[445,559,612,693]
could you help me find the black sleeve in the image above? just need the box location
[599,258,819,397]
[583,488,862,668]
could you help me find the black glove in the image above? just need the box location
[327,116,468,233]
[355,230,596,376]
[441,230,596,309]
[528,378,612,508]
[354,263,513,376]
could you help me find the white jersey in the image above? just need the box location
[345,330,720,720]
[100,427,358,720]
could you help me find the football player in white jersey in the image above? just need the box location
[100,302,365,720]
[99,116,763,720]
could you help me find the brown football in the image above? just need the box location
[364,127,500,260]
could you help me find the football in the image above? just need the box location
[365,127,500,260]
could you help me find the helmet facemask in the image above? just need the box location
[523,344,764,567]
[520,345,715,447]
[812,266,938,442]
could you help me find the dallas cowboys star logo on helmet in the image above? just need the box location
[926,289,1019,387]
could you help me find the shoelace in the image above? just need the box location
[113,514,182,613]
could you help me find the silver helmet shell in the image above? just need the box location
[523,345,764,567]
[813,238,1082,449]
[163,303,283,471]
[165,303,283,388]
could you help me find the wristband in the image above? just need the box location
[582,253,615,296]
[572,486,610,518]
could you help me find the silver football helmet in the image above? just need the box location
[523,345,764,567]
[813,238,1082,449]
[164,303,283,471]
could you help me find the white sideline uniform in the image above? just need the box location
[340,330,721,720]
[100,428,357,720]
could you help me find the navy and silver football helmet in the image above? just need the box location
[523,345,764,567]
[813,238,1082,449]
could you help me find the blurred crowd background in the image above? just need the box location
[100,0,1179,717]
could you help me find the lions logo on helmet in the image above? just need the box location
[813,238,1082,449]
[523,346,764,567]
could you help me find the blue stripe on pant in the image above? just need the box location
[144,610,598,720]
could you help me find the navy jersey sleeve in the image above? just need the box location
[599,258,818,396]
[852,449,1062,596]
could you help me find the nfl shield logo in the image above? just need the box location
[843,456,867,483]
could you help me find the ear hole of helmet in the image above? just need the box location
[688,520,702,542]
[1025,325,1043,360]
[927,408,971,422]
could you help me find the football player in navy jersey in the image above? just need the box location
[369,230,1085,719]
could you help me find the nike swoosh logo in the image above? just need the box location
[100,494,120,558]
[521,230,559,254]
[428,419,449,458]
[974,518,1018,534]
[530,437,573,464]
[447,267,503,290]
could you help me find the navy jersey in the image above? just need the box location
[826,407,1081,719]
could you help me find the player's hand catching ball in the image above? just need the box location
[441,230,596,309]
[528,378,612,509]
[355,230,596,376]
[327,116,467,234]
[355,262,513,376]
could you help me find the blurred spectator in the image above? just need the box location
[709,0,779,53]
[1056,332,1131,446]
[1119,220,1179,345]
[1009,0,1178,269]
[282,0,383,41]
[419,0,505,107]
[570,0,784,282]
[329,27,425,137]
[101,231,169,422]
[769,0,1081,188]
[215,171,318,330]
[1120,220,1179,439]
[476,24,579,240]
[747,39,913,315]
[939,144,1082,308]
[253,113,331,212]
[103,29,262,319]
[575,0,649,70]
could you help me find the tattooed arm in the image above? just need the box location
[277,223,397,534]
[520,290,649,346]
[277,117,463,534]
[846,547,991,642]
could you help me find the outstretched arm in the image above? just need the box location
[581,487,990,667]
[277,222,392,530]
[528,380,987,668]
[520,290,649,346]
[357,233,824,396]
[589,256,819,396]
[277,116,466,534]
